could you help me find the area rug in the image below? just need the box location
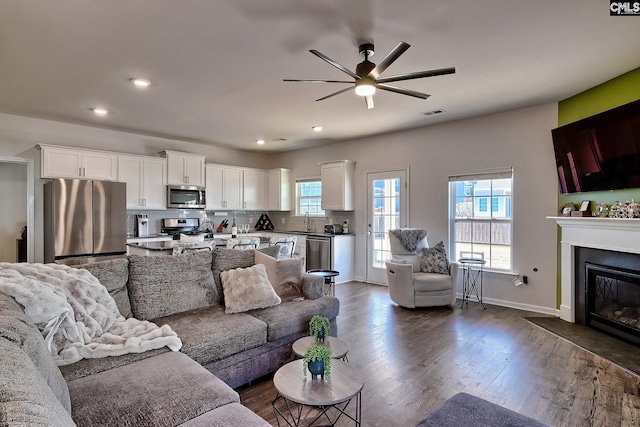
[417,392,550,427]
[525,316,640,376]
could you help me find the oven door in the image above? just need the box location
[167,185,206,209]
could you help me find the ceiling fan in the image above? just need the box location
[284,41,455,109]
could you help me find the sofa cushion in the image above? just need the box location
[0,337,76,426]
[178,402,270,426]
[220,264,281,314]
[154,304,267,365]
[211,246,280,305]
[76,258,132,318]
[59,347,169,381]
[127,251,216,320]
[301,274,325,300]
[421,241,450,274]
[68,351,239,427]
[0,293,71,413]
[413,272,453,292]
[249,296,340,341]
[255,251,304,301]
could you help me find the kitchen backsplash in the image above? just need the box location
[126,210,355,236]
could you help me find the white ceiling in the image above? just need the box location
[1,1,639,153]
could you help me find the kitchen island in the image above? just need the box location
[127,239,217,256]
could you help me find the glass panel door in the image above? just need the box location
[366,170,407,284]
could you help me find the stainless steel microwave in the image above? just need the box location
[167,185,206,209]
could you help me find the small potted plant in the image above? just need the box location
[309,315,331,342]
[302,344,332,378]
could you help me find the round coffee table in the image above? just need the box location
[272,359,364,426]
[292,336,349,361]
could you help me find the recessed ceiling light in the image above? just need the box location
[256,139,265,145]
[130,78,151,88]
[92,107,109,116]
[312,126,323,132]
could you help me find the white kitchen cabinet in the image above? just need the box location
[39,144,118,180]
[320,160,355,211]
[162,150,205,187]
[118,155,167,209]
[267,168,291,211]
[205,164,243,210]
[242,168,266,210]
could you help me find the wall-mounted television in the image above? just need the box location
[552,99,640,194]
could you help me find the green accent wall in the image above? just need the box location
[554,67,640,308]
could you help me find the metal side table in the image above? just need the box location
[459,258,486,309]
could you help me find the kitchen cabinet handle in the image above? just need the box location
[79,167,82,176]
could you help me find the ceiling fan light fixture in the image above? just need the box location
[256,139,265,145]
[312,126,323,132]
[92,107,109,116]
[355,79,376,97]
[130,78,151,88]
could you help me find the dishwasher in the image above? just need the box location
[305,234,332,271]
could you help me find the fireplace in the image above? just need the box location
[574,247,640,345]
[550,216,640,325]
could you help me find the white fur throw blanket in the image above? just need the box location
[0,262,182,366]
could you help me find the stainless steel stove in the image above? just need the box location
[161,218,212,240]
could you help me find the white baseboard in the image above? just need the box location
[456,293,558,316]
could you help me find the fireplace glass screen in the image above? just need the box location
[586,263,640,345]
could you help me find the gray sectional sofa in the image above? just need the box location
[0,247,340,426]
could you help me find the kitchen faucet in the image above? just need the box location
[304,212,312,232]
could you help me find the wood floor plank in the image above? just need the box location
[238,282,640,426]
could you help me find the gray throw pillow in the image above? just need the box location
[128,251,216,320]
[77,258,132,318]
[420,241,450,274]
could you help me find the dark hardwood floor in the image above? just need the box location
[238,282,640,426]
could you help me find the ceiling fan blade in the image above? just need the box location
[376,67,456,84]
[315,86,355,102]
[365,95,375,109]
[369,41,410,79]
[310,49,361,80]
[283,79,353,83]
[377,83,431,100]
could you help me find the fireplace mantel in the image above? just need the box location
[548,216,640,322]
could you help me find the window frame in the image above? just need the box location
[448,167,513,272]
[295,178,326,217]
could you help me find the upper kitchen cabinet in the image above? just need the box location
[162,150,205,187]
[118,155,167,210]
[242,168,266,210]
[39,144,117,181]
[267,168,291,211]
[205,164,243,210]
[320,160,355,211]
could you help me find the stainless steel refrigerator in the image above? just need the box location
[44,178,127,265]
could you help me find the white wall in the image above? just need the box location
[0,113,270,167]
[269,103,560,313]
[0,104,560,312]
[0,162,27,262]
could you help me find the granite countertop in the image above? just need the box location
[127,239,219,251]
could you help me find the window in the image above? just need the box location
[296,179,325,216]
[449,167,513,271]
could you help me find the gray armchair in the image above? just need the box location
[385,230,458,308]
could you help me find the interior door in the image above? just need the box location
[366,170,408,284]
